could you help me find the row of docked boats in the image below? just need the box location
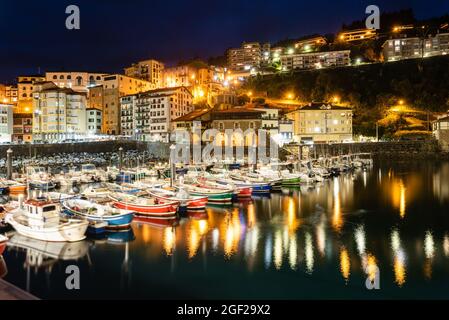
[0,152,373,244]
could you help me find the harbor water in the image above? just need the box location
[2,160,449,299]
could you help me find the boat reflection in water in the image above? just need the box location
[3,160,449,299]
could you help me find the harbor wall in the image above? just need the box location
[0,140,170,159]
[1,140,446,162]
[285,140,446,160]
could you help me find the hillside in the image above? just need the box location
[244,55,449,136]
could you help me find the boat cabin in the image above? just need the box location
[81,164,97,173]
[24,199,60,219]
[26,167,47,176]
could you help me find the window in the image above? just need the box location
[53,75,57,79]
[67,75,71,80]
[60,75,64,79]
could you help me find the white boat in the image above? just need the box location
[5,199,88,242]
[81,186,111,198]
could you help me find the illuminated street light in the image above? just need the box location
[399,99,404,105]
[286,92,294,100]
[248,91,253,97]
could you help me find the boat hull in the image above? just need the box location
[112,201,178,219]
[5,215,88,242]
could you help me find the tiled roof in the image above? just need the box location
[173,109,211,122]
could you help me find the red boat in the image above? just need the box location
[109,192,179,219]
[0,235,8,255]
[147,188,208,211]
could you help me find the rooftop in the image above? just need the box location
[173,108,211,122]
[298,103,352,111]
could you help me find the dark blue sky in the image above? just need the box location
[1,0,448,82]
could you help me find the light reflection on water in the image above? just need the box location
[3,160,449,299]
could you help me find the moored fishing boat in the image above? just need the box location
[108,192,179,219]
[81,185,111,198]
[0,180,26,194]
[0,234,8,255]
[148,187,208,211]
[5,199,88,242]
[182,184,233,204]
[63,198,134,229]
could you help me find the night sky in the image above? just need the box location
[1,0,448,82]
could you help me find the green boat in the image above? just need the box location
[281,176,301,186]
[183,185,233,204]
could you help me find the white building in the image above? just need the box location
[383,33,449,62]
[0,104,13,143]
[86,108,102,135]
[279,50,351,71]
[32,82,87,142]
[120,86,194,142]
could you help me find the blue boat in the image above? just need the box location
[216,178,271,194]
[63,199,134,229]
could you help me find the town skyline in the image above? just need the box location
[1,0,449,82]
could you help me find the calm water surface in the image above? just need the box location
[2,160,449,299]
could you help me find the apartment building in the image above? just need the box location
[4,85,18,104]
[102,74,153,135]
[120,86,193,142]
[382,32,449,61]
[287,103,353,143]
[279,50,350,71]
[45,71,109,93]
[32,82,87,142]
[0,104,13,143]
[293,36,327,51]
[86,108,102,135]
[227,42,270,72]
[124,59,164,87]
[12,113,33,143]
[337,28,377,42]
[17,75,46,113]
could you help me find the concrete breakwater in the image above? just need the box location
[285,140,446,160]
[1,140,446,163]
[0,140,170,159]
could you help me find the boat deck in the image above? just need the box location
[0,279,38,300]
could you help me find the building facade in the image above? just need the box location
[86,108,102,135]
[124,59,164,87]
[279,50,351,71]
[120,86,194,142]
[32,82,87,142]
[102,74,153,135]
[17,75,46,113]
[337,28,377,42]
[433,114,449,151]
[45,72,109,93]
[227,42,270,72]
[0,104,13,143]
[12,113,33,143]
[382,33,449,62]
[287,103,353,143]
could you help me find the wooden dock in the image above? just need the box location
[0,279,38,300]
